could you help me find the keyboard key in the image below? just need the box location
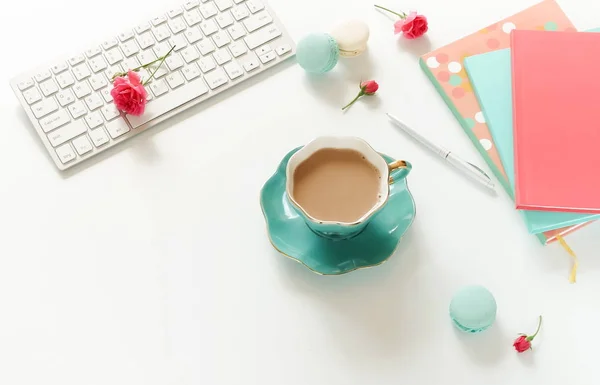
[255,45,271,56]
[56,89,76,107]
[276,44,291,56]
[227,24,246,40]
[72,135,93,155]
[166,71,185,89]
[17,78,34,90]
[198,56,216,72]
[244,24,281,49]
[122,57,141,72]
[229,41,247,57]
[126,80,208,128]
[233,0,245,3]
[231,4,249,20]
[39,79,58,96]
[246,0,263,13]
[199,2,218,18]
[212,30,231,48]
[106,65,123,81]
[137,32,156,50]
[197,39,215,55]
[259,50,276,64]
[168,17,187,34]
[169,34,188,50]
[89,56,108,73]
[242,55,260,72]
[40,110,70,133]
[243,11,272,32]
[168,7,183,18]
[68,55,86,66]
[85,111,104,129]
[183,10,202,26]
[56,71,75,88]
[183,0,199,9]
[105,118,130,139]
[89,127,110,147]
[151,15,167,26]
[101,37,119,50]
[72,63,91,81]
[101,104,120,121]
[34,70,52,82]
[47,120,87,147]
[182,63,201,80]
[216,11,234,28]
[84,93,104,110]
[105,48,124,65]
[200,19,219,35]
[204,67,228,89]
[181,46,200,63]
[55,143,76,163]
[153,42,172,57]
[100,88,113,103]
[23,87,42,104]
[180,28,201,45]
[150,79,170,97]
[213,49,231,65]
[118,30,134,42]
[135,22,152,34]
[89,74,108,91]
[73,82,91,98]
[215,0,233,11]
[121,40,140,57]
[153,25,171,42]
[166,53,184,70]
[224,61,244,79]
[68,101,87,118]
[51,62,69,74]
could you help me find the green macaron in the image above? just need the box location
[296,32,340,74]
[449,285,497,333]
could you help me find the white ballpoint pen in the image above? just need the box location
[386,113,496,193]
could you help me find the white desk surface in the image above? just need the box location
[3,0,600,383]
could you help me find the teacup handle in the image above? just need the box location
[388,160,412,184]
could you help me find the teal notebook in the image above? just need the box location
[464,33,600,234]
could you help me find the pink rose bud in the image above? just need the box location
[513,315,542,353]
[375,5,429,39]
[342,80,379,111]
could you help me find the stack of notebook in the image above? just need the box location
[420,0,600,245]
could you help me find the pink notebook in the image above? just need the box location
[512,30,600,214]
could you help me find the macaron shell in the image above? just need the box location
[449,285,497,333]
[330,20,370,57]
[296,33,340,73]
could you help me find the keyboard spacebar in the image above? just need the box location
[125,79,209,128]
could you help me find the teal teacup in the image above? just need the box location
[285,136,412,241]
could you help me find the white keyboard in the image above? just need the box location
[10,0,295,170]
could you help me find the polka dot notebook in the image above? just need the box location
[419,0,587,244]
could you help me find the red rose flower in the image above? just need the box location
[341,80,379,111]
[111,70,148,116]
[513,315,543,353]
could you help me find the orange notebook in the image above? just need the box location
[512,30,600,214]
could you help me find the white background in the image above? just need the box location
[2,0,600,383]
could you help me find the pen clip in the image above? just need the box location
[466,161,492,182]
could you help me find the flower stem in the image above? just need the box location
[142,45,176,85]
[374,5,406,18]
[527,316,543,341]
[342,91,364,111]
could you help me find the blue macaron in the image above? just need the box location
[296,32,340,74]
[449,285,497,333]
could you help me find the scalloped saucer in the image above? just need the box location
[260,146,416,275]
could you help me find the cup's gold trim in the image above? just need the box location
[259,167,417,276]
